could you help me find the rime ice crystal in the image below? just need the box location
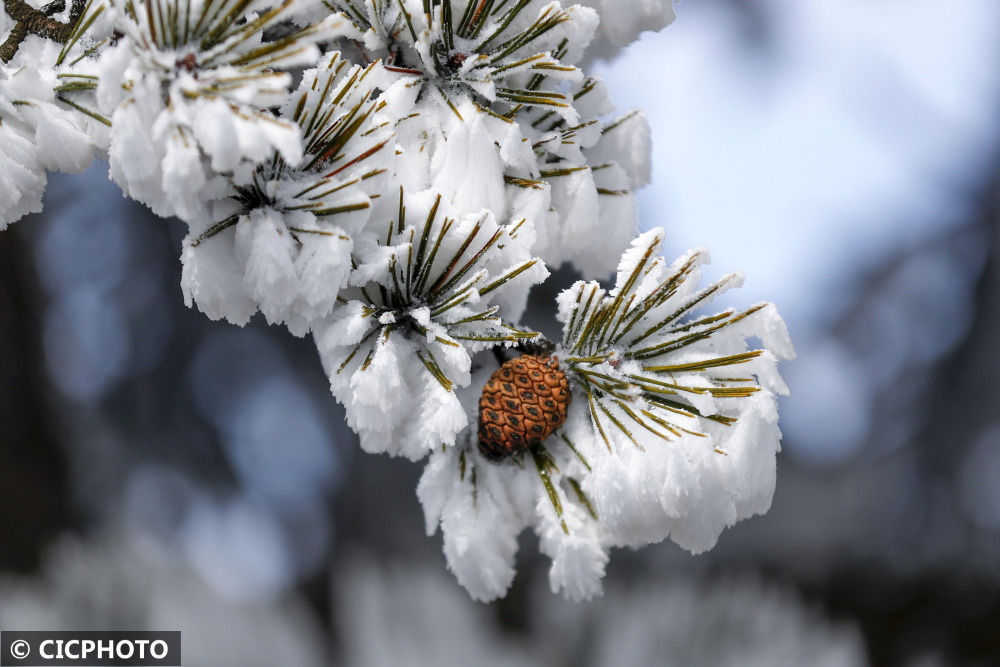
[180,52,397,333]
[578,0,677,58]
[96,0,355,220]
[314,189,547,459]
[1,3,112,227]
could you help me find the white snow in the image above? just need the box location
[0,0,800,602]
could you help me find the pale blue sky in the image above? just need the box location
[596,0,1000,461]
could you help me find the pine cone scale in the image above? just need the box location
[478,354,570,461]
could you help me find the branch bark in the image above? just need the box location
[1,0,85,63]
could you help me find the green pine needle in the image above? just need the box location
[560,232,778,451]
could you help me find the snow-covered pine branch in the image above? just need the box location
[0,0,795,602]
[315,188,547,459]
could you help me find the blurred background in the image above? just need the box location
[2,0,999,664]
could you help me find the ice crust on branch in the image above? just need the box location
[0,0,792,602]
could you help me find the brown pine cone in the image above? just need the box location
[478,354,570,461]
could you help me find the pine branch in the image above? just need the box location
[1,0,85,62]
[559,230,779,447]
[330,189,544,392]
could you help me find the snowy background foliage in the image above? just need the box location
[1,0,797,603]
